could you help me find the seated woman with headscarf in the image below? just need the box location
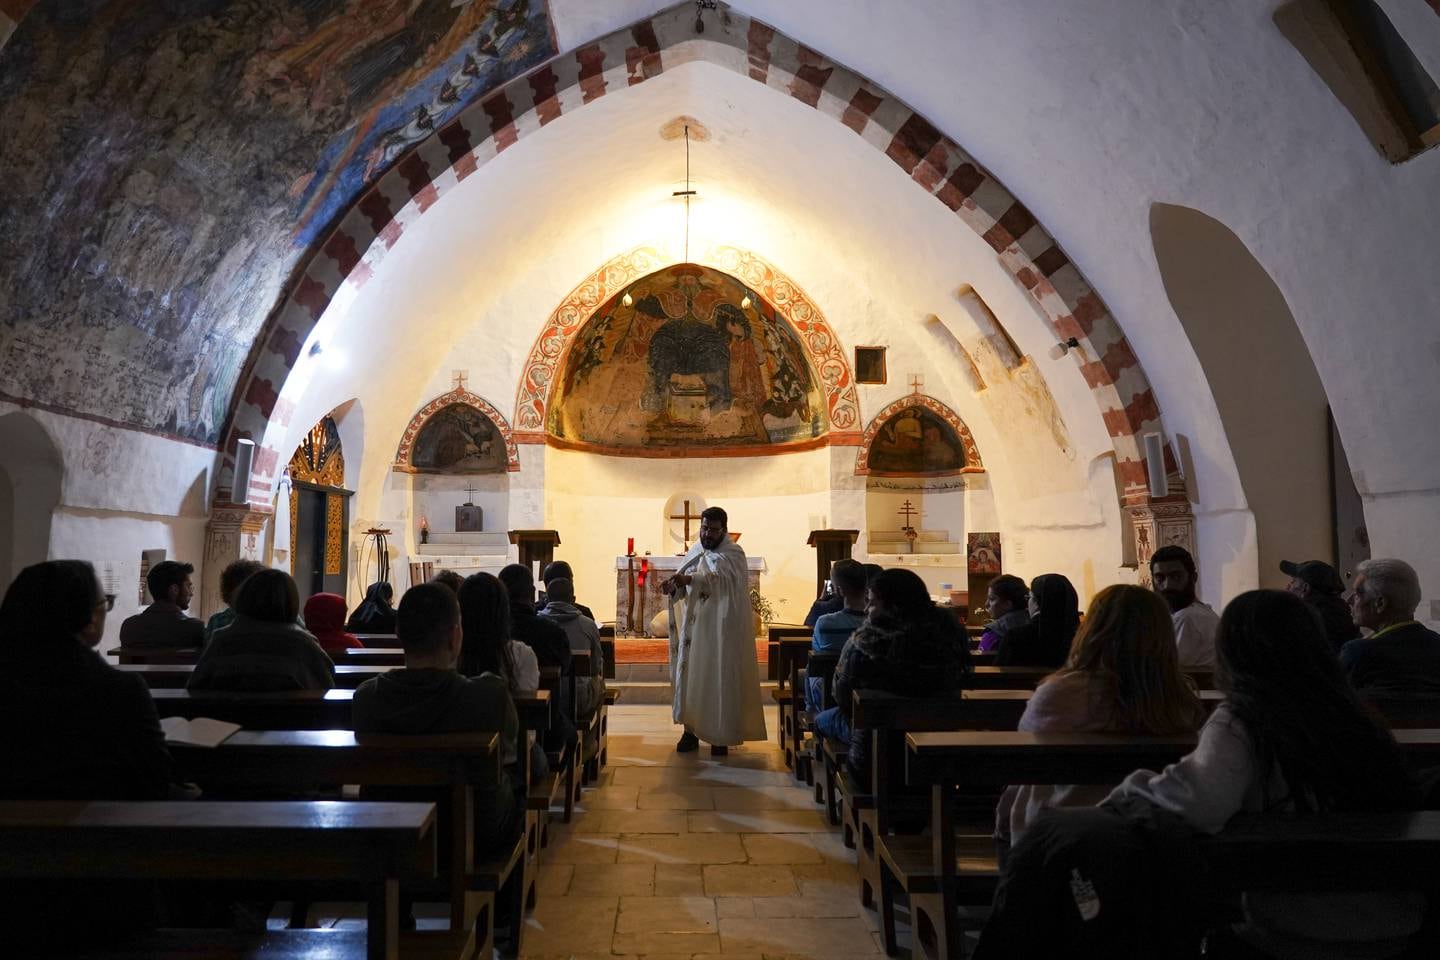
[346,581,397,634]
[994,573,1081,667]
[304,592,363,654]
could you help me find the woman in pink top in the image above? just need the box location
[996,584,1204,848]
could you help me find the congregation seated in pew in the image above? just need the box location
[189,569,335,692]
[202,558,265,644]
[541,576,606,726]
[814,567,972,780]
[1341,557,1440,701]
[499,563,575,754]
[980,589,1427,959]
[991,572,1079,668]
[120,559,205,649]
[806,558,868,712]
[539,560,595,621]
[978,574,1030,654]
[302,590,362,655]
[1151,544,1221,668]
[995,584,1205,848]
[346,580,397,634]
[459,571,546,777]
[353,582,523,855]
[0,560,178,953]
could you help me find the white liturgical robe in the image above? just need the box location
[667,537,768,746]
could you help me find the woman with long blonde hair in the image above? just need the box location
[996,584,1205,846]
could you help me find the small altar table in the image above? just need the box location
[614,554,765,636]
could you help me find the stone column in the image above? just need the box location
[1127,495,1197,588]
[200,500,273,619]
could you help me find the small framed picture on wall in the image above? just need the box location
[855,346,887,384]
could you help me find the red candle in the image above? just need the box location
[627,537,634,555]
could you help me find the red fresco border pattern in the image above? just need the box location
[854,394,985,476]
[392,388,520,473]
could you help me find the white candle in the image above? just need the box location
[532,560,541,581]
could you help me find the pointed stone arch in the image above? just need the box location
[227,1,1178,520]
[855,394,984,477]
[393,389,520,473]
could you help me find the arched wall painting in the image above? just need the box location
[411,404,507,473]
[547,264,828,454]
[857,396,984,477]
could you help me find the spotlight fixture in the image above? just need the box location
[740,295,752,310]
[622,291,634,307]
[308,341,323,357]
[1048,336,1081,360]
[694,0,717,33]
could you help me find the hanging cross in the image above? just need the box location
[452,369,468,391]
[908,374,924,394]
[669,499,703,549]
[463,481,477,504]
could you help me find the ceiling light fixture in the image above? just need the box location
[1048,336,1081,360]
[671,123,697,262]
[622,291,634,307]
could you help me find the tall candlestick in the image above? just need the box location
[627,537,634,556]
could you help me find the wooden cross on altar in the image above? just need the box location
[452,369,468,391]
[898,499,918,528]
[669,499,703,550]
[908,373,924,394]
[463,481,477,505]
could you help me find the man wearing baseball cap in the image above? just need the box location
[1281,559,1357,653]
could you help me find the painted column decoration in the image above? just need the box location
[199,502,270,619]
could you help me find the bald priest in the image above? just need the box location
[661,506,767,756]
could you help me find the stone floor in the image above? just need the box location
[520,704,884,959]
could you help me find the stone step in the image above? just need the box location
[870,530,951,542]
[424,532,510,545]
[415,544,510,557]
[868,541,962,555]
[611,679,779,705]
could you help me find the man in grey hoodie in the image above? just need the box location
[540,577,605,725]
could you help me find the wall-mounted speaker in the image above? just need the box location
[232,438,255,505]
[1143,432,1167,498]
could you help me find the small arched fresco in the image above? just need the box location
[856,395,983,477]
[546,263,829,456]
[393,389,519,473]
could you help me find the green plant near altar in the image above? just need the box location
[749,587,784,625]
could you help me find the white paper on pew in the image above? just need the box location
[161,716,241,748]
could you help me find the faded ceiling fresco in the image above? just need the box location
[0,0,554,444]
[548,264,828,455]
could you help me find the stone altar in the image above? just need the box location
[614,554,765,636]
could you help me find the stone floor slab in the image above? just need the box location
[702,864,799,897]
[617,832,747,865]
[741,833,825,864]
[615,895,717,934]
[718,916,881,955]
[565,862,657,897]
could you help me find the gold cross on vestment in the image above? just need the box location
[669,499,703,548]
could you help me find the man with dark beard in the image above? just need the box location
[1149,545,1219,667]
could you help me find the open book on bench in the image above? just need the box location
[160,715,241,747]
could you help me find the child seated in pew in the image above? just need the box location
[189,569,335,691]
[458,571,547,778]
[806,558,868,713]
[0,560,177,953]
[354,583,523,855]
[979,590,1424,959]
[996,584,1204,849]
[814,567,971,780]
[302,591,363,654]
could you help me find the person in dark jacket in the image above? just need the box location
[813,567,970,778]
[1281,559,1357,653]
[119,559,205,649]
[541,577,605,725]
[498,564,575,752]
[995,573,1080,667]
[189,569,334,691]
[539,560,595,621]
[979,574,1031,653]
[353,582,521,854]
[346,581,397,634]
[1340,557,1440,697]
[0,560,175,953]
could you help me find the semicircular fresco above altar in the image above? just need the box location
[546,264,828,455]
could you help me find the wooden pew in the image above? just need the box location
[0,799,437,960]
[106,646,200,665]
[117,662,395,689]
[331,647,406,666]
[893,728,1440,960]
[538,666,580,824]
[353,633,399,647]
[171,731,507,956]
[151,688,353,729]
[770,636,813,765]
[965,665,1215,691]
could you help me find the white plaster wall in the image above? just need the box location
[0,402,215,641]
[544,445,833,623]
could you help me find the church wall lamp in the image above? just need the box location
[230,438,256,505]
[1047,336,1081,360]
[694,0,718,33]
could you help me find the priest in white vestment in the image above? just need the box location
[662,506,768,755]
